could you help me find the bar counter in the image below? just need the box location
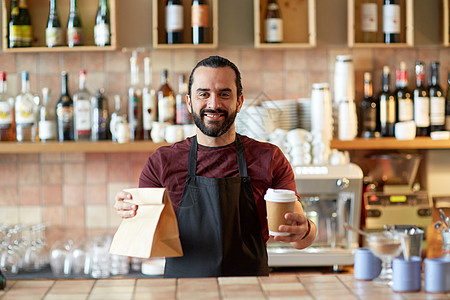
[1,273,449,300]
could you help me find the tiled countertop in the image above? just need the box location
[1,274,449,300]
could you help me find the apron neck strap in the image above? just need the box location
[187,134,248,177]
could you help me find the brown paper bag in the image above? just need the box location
[109,188,183,258]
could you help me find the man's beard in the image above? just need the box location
[191,106,238,137]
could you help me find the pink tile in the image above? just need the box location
[106,72,127,95]
[62,52,83,73]
[131,161,145,183]
[306,48,328,71]
[42,185,63,206]
[241,70,262,99]
[86,161,107,184]
[217,49,240,67]
[108,152,130,161]
[38,52,60,73]
[46,226,65,248]
[0,53,16,73]
[285,50,308,71]
[16,53,38,74]
[0,154,17,163]
[63,163,85,185]
[65,206,86,229]
[130,152,150,162]
[19,163,40,184]
[285,70,308,98]
[108,161,131,182]
[86,184,107,205]
[41,163,63,185]
[240,49,262,71]
[63,152,85,162]
[63,184,85,206]
[40,153,63,163]
[38,74,61,99]
[42,206,64,227]
[262,71,284,100]
[19,153,40,162]
[65,228,86,241]
[86,153,107,161]
[374,48,395,72]
[0,163,18,185]
[262,50,284,71]
[19,185,41,205]
[105,51,129,73]
[0,186,18,205]
[85,52,105,73]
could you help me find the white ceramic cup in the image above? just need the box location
[151,122,170,143]
[286,128,312,145]
[165,125,184,143]
[395,121,416,140]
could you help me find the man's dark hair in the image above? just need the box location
[188,55,243,98]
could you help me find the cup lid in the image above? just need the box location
[264,188,296,202]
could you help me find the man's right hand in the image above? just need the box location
[114,191,138,218]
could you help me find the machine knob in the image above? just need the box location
[336,178,350,190]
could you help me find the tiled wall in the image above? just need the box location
[0,46,449,246]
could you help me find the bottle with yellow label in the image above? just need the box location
[8,0,21,48]
[18,0,33,47]
[15,71,37,142]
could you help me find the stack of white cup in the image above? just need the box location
[334,55,358,141]
[310,83,333,165]
[285,128,312,166]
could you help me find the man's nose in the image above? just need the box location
[206,93,220,109]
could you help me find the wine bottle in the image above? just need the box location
[94,0,111,47]
[446,73,450,131]
[158,69,176,124]
[110,95,123,142]
[359,72,379,138]
[56,71,74,141]
[8,0,21,48]
[38,87,57,142]
[0,72,15,141]
[15,71,37,142]
[73,70,91,141]
[166,0,184,44]
[360,0,378,43]
[378,66,396,137]
[191,0,210,44]
[18,0,32,47]
[46,0,63,47]
[395,61,413,122]
[128,55,142,141]
[67,0,83,47]
[413,62,430,136]
[176,74,191,125]
[383,0,400,44]
[264,0,283,43]
[429,62,445,133]
[91,88,109,141]
[142,57,157,140]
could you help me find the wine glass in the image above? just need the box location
[366,230,403,286]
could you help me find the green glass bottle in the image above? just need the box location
[46,0,63,47]
[0,269,6,290]
[18,0,32,47]
[94,0,111,46]
[67,0,83,47]
[8,0,21,48]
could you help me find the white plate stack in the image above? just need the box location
[262,99,298,131]
[297,98,311,131]
[236,105,275,141]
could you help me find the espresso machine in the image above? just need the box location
[267,163,363,271]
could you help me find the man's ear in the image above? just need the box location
[186,95,192,113]
[237,94,244,113]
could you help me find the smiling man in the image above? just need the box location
[114,56,316,278]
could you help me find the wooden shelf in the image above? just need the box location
[443,0,449,46]
[254,0,316,48]
[152,0,218,49]
[347,0,414,47]
[0,141,171,153]
[330,137,450,150]
[1,0,117,52]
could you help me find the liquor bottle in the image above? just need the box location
[46,0,63,47]
[192,0,210,44]
[0,72,15,141]
[166,0,184,44]
[15,71,37,142]
[142,57,157,140]
[383,0,400,44]
[446,73,450,131]
[18,0,32,47]
[176,74,191,125]
[73,70,91,141]
[378,66,396,137]
[38,87,57,142]
[264,0,283,43]
[67,0,83,47]
[128,55,142,141]
[110,94,123,142]
[8,0,21,48]
[56,71,74,141]
[0,268,5,289]
[158,69,176,124]
[413,62,430,136]
[91,88,109,141]
[429,61,445,133]
[395,61,413,122]
[94,0,111,47]
[360,0,378,43]
[359,72,379,138]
